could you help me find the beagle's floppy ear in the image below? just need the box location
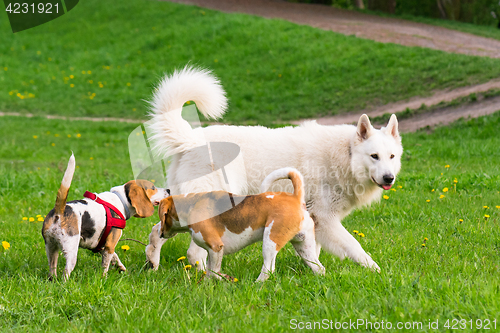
[124,181,155,218]
[356,114,373,141]
[159,198,174,238]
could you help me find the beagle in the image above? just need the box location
[42,154,169,280]
[146,167,325,282]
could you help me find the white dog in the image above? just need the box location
[146,67,402,272]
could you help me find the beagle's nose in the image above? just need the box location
[383,174,394,184]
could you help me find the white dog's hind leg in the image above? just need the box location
[316,218,380,272]
[291,217,325,276]
[206,247,224,280]
[187,239,207,270]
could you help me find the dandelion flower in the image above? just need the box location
[485,214,490,218]
[22,217,28,221]
[177,256,186,261]
[51,143,55,146]
[383,195,389,200]
[390,188,396,192]
[67,134,71,138]
[3,67,7,71]
[483,206,489,209]
[445,165,450,168]
[439,195,445,199]
[2,241,10,250]
[33,135,38,139]
[37,217,44,222]
[70,84,74,88]
[426,199,430,202]
[29,217,34,222]
[358,233,365,237]
[431,189,435,192]
[424,237,428,241]
[442,188,448,192]
[121,245,130,251]
[126,82,131,86]
[184,265,192,270]
[76,133,81,138]
[89,157,94,160]
[453,179,458,183]
[398,185,403,189]
[353,230,359,234]
[69,75,74,79]
[234,278,238,282]
[496,206,500,209]
[87,71,91,74]
[459,219,463,222]
[195,261,199,266]
[133,108,136,112]
[421,244,426,247]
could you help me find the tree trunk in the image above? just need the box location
[354,0,365,10]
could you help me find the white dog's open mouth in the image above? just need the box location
[372,177,392,190]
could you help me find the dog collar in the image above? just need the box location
[111,190,131,220]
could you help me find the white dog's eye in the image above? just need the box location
[390,154,395,159]
[370,154,379,160]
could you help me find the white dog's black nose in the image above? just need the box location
[383,174,394,184]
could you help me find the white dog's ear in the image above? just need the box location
[385,114,400,139]
[356,114,373,140]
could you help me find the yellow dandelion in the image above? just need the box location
[55,134,59,137]
[453,179,458,183]
[33,135,38,139]
[432,189,435,192]
[421,244,426,247]
[70,75,74,79]
[121,245,130,251]
[177,256,186,261]
[390,188,397,192]
[51,143,55,146]
[29,217,34,222]
[485,214,490,218]
[496,206,500,209]
[81,71,86,74]
[2,241,10,250]
[36,214,42,217]
[126,82,131,86]
[353,230,359,234]
[48,57,52,61]
[459,219,463,222]
[442,188,448,192]
[383,195,389,200]
[36,50,41,55]
[132,108,137,112]
[88,80,93,84]
[445,165,450,168]
[22,217,28,221]
[70,84,74,88]
[3,67,7,71]
[184,265,192,270]
[37,217,44,222]
[214,59,218,63]
[195,261,200,266]
[426,199,430,202]
[424,237,428,241]
[76,133,81,138]
[90,157,94,160]
[87,70,91,74]
[483,206,489,209]
[234,278,238,282]
[67,134,71,138]
[358,233,365,237]
[439,194,445,199]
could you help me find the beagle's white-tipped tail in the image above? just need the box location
[260,167,305,203]
[55,153,76,215]
[147,66,228,158]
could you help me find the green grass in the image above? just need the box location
[3,0,500,125]
[0,114,499,332]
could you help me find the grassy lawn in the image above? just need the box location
[2,0,500,125]
[0,114,499,332]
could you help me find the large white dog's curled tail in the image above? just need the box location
[147,66,228,157]
[260,168,305,204]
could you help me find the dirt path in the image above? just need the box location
[296,78,500,131]
[168,0,500,58]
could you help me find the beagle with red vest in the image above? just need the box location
[146,168,325,282]
[42,154,169,280]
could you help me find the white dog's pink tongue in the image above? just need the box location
[382,184,392,190]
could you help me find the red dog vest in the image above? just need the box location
[84,191,127,253]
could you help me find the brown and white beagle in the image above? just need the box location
[42,154,169,280]
[146,167,325,282]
